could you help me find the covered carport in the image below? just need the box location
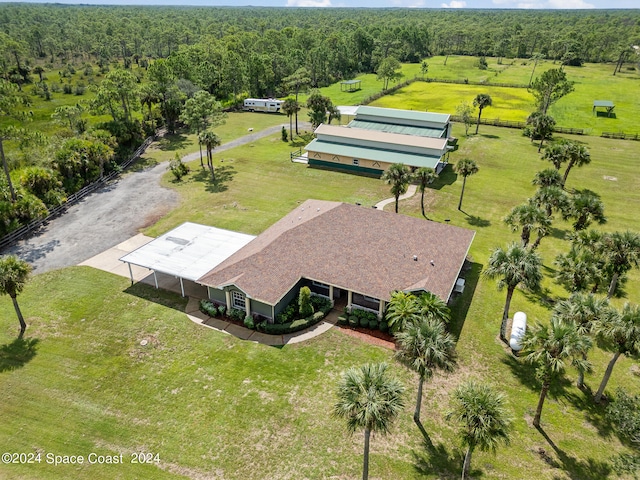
[119,222,255,297]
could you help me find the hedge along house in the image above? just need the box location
[304,106,453,177]
[197,199,475,323]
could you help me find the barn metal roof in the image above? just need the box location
[348,119,446,138]
[119,222,256,281]
[355,106,450,125]
[305,138,442,169]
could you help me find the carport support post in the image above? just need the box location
[179,277,185,298]
[153,271,158,289]
[127,263,134,285]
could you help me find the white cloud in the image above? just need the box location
[286,0,332,6]
[517,2,544,7]
[391,0,426,6]
[441,0,466,7]
[548,0,594,7]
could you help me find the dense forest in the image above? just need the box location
[1,5,639,97]
[1,5,639,238]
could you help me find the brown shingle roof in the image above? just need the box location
[197,200,475,306]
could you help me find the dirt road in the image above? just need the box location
[1,123,297,274]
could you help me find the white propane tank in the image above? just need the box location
[509,311,527,352]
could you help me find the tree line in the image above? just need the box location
[1,5,639,98]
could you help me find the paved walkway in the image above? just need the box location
[374,184,417,210]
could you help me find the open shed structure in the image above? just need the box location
[593,100,615,117]
[119,222,255,297]
[340,79,361,92]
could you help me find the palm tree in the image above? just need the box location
[532,168,564,189]
[521,318,591,427]
[385,291,419,333]
[281,97,299,141]
[554,245,604,294]
[594,303,640,403]
[541,142,568,173]
[395,317,456,440]
[454,158,479,211]
[414,167,438,218]
[562,141,591,187]
[416,291,451,324]
[569,189,606,231]
[381,163,412,213]
[553,293,614,388]
[199,130,221,181]
[447,380,511,480]
[484,243,543,342]
[473,93,492,134]
[0,255,32,338]
[503,202,551,249]
[532,185,571,219]
[333,363,405,480]
[526,111,556,152]
[601,231,640,299]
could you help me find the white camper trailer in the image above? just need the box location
[243,98,284,113]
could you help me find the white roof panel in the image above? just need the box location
[120,222,256,282]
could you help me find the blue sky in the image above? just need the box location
[0,0,638,8]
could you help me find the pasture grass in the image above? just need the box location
[144,131,389,237]
[2,58,640,480]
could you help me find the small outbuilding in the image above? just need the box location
[340,80,362,92]
[593,100,615,117]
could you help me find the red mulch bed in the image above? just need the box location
[335,325,396,350]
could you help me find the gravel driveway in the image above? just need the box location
[1,123,298,274]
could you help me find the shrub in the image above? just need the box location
[199,300,218,317]
[379,321,389,333]
[359,317,369,328]
[337,315,348,326]
[312,311,325,321]
[63,83,73,94]
[229,308,245,322]
[169,154,189,181]
[299,286,313,317]
[348,316,359,327]
[281,125,288,142]
[369,319,379,330]
[310,295,332,313]
[606,388,640,444]
[244,315,255,329]
[218,305,226,317]
[74,84,85,96]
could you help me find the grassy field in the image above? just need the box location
[2,55,640,479]
[2,120,640,479]
[313,56,640,135]
[143,130,389,237]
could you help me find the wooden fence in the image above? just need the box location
[449,115,584,135]
[601,132,640,141]
[0,133,157,252]
[419,77,529,89]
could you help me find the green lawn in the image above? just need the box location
[313,56,640,136]
[3,57,640,479]
[3,123,640,479]
[143,132,389,237]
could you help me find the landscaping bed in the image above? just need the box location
[199,290,333,336]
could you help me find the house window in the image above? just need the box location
[353,159,359,166]
[363,295,379,303]
[312,280,329,290]
[232,291,246,310]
